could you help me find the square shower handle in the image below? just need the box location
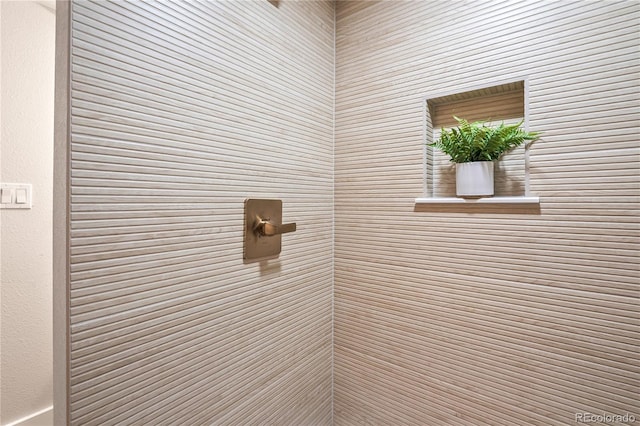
[243,199,297,262]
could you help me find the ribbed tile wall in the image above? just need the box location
[334,1,639,424]
[68,1,334,424]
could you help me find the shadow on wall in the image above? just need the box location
[413,203,541,215]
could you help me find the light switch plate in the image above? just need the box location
[0,183,32,209]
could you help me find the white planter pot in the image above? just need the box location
[456,161,494,197]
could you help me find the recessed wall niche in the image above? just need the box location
[423,80,533,199]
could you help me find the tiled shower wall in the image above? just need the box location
[58,1,639,424]
[65,1,334,424]
[334,1,639,424]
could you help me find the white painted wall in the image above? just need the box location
[1,1,55,425]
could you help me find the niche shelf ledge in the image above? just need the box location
[415,196,540,205]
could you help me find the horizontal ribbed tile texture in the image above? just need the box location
[63,1,639,424]
[334,1,639,424]
[68,1,334,424]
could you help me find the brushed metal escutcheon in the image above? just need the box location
[243,199,296,262]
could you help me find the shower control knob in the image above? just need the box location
[257,219,297,236]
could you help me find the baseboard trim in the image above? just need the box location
[5,406,53,426]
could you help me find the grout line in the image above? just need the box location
[331,0,336,423]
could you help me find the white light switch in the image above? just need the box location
[0,183,32,209]
[1,188,12,204]
[15,188,27,204]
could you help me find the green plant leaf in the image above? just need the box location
[429,116,540,163]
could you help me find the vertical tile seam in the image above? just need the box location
[64,3,73,423]
[331,0,336,424]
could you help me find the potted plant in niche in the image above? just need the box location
[430,116,540,197]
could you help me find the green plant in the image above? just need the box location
[430,116,540,163]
